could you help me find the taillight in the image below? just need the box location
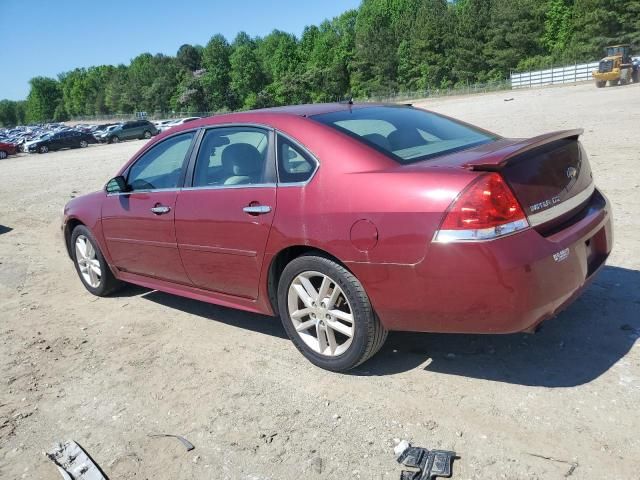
[433,172,529,242]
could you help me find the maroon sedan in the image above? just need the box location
[62,104,612,371]
[0,141,18,159]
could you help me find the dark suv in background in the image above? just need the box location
[105,120,159,144]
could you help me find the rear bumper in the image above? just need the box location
[355,188,613,333]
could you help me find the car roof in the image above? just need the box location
[253,102,385,117]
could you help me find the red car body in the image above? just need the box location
[62,103,612,337]
[0,141,18,157]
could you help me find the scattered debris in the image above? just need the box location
[397,444,456,479]
[259,432,277,444]
[148,433,195,451]
[526,452,578,477]
[46,441,108,480]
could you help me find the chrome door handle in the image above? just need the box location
[243,205,272,215]
[150,205,171,215]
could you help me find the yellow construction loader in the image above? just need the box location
[592,44,639,87]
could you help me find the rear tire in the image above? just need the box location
[610,79,620,86]
[595,80,606,88]
[277,254,387,372]
[143,130,152,139]
[70,225,122,296]
[110,136,120,144]
[80,140,88,148]
[0,150,7,159]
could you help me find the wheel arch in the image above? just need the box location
[63,218,85,258]
[266,245,355,316]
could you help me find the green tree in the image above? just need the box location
[229,33,267,109]
[176,44,202,71]
[201,34,232,110]
[25,77,62,123]
[0,100,18,126]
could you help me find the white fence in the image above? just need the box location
[510,61,599,89]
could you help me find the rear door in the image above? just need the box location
[175,126,276,299]
[101,131,197,284]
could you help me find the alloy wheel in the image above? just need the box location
[80,140,88,148]
[287,271,354,357]
[40,145,48,153]
[75,235,102,288]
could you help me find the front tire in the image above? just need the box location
[79,140,88,148]
[71,225,122,296]
[277,255,387,372]
[595,80,606,88]
[39,145,49,154]
[110,136,120,144]
[143,130,152,139]
[0,150,7,159]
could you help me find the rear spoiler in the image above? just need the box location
[463,129,584,171]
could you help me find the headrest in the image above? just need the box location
[221,143,262,176]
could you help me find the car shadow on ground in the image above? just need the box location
[0,225,13,235]
[353,265,640,387]
[120,265,638,387]
[139,289,288,339]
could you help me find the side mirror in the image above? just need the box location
[105,175,129,194]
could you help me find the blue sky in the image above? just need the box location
[1,0,361,101]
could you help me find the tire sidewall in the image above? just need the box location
[0,151,7,159]
[277,255,373,371]
[70,225,111,296]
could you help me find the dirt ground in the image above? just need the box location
[1,81,639,480]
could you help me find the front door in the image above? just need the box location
[175,126,276,299]
[101,131,196,284]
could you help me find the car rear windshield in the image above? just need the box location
[312,106,497,164]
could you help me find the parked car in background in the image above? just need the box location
[104,120,159,143]
[62,103,612,371]
[28,130,97,153]
[159,117,201,132]
[94,125,121,143]
[154,119,174,131]
[0,141,18,159]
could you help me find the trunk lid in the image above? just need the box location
[427,130,595,230]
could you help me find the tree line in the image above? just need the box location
[1,0,638,126]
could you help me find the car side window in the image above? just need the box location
[193,127,269,187]
[277,135,316,183]
[127,132,195,191]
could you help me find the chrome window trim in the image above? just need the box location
[275,131,320,186]
[106,187,181,197]
[527,182,595,227]
[182,183,277,191]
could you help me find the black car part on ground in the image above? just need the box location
[397,446,456,480]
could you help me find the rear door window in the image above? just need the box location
[192,127,270,187]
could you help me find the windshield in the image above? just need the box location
[312,106,497,164]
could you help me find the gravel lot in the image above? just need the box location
[1,82,639,480]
